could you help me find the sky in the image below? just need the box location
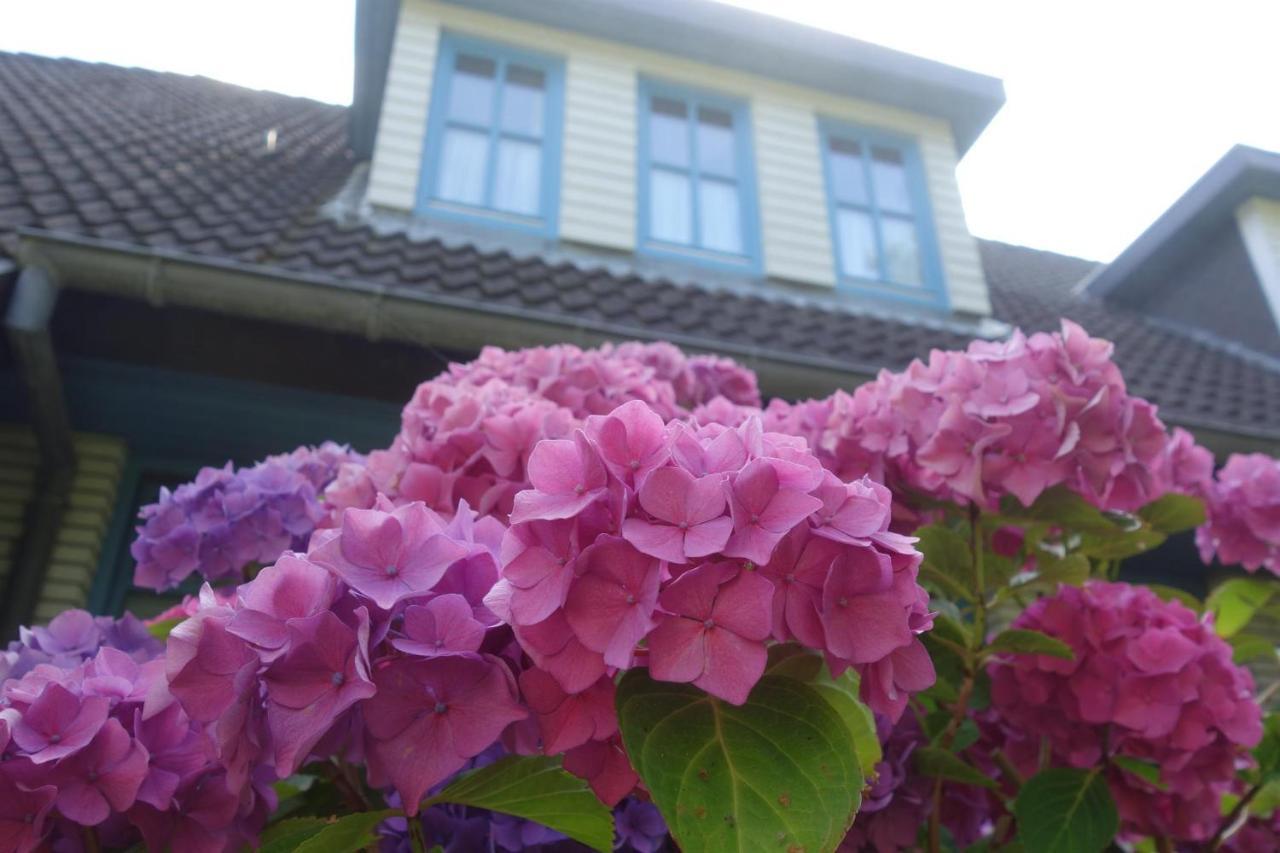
[3,0,1279,262]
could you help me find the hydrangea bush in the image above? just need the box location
[3,332,1279,853]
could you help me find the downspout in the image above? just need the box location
[1,265,75,638]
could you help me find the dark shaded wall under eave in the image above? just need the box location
[1124,220,1280,357]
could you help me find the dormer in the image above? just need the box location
[354,0,1005,321]
[1086,145,1280,359]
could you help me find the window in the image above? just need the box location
[819,122,947,306]
[638,80,761,271]
[418,34,564,236]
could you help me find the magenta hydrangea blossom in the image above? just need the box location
[1197,452,1280,575]
[0,610,262,851]
[159,499,536,816]
[494,404,936,770]
[131,442,361,590]
[988,581,1263,843]
[772,321,1212,513]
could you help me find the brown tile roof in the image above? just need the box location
[2,51,1278,440]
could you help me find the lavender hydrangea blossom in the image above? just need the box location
[130,442,362,591]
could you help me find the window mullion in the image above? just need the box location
[688,98,702,250]
[861,143,890,283]
[483,57,505,208]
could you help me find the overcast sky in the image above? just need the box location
[3,0,1278,261]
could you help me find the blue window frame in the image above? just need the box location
[818,120,948,308]
[637,79,762,273]
[417,32,565,237]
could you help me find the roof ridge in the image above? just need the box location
[0,50,348,110]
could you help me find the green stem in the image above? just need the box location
[409,816,428,853]
[1209,781,1264,850]
[970,504,987,644]
[928,505,990,853]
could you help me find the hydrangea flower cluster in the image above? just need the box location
[131,442,362,591]
[326,342,761,527]
[163,499,529,816]
[2,609,159,681]
[439,342,760,420]
[779,321,1212,511]
[1197,452,1280,576]
[487,400,936,751]
[988,581,1263,842]
[0,610,257,853]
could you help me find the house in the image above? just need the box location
[2,0,1279,633]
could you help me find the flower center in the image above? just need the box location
[574,483,586,495]
[626,593,636,605]
[703,618,716,630]
[87,771,99,783]
[837,596,849,608]
[678,521,689,531]
[385,565,399,577]
[435,639,445,648]
[331,672,346,686]
[48,734,61,744]
[785,573,796,583]
[433,702,449,716]
[750,513,760,524]
[629,459,640,470]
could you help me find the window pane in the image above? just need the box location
[836,208,878,279]
[437,127,489,206]
[650,168,692,245]
[493,138,541,216]
[501,64,545,136]
[882,216,922,285]
[650,96,689,168]
[828,138,867,205]
[871,146,912,214]
[696,106,735,177]
[698,178,742,254]
[448,54,496,126]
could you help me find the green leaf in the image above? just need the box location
[425,755,613,852]
[1014,768,1118,853]
[763,646,882,780]
[1078,528,1165,560]
[258,817,331,853]
[1110,756,1164,790]
[1138,493,1206,534]
[987,629,1074,661]
[616,669,861,853]
[1144,584,1202,612]
[1006,555,1090,599]
[1230,633,1277,665]
[1021,487,1119,535]
[293,810,399,853]
[1255,713,1280,783]
[918,524,974,581]
[147,616,184,640]
[918,524,976,596]
[272,773,318,801]
[912,746,996,789]
[1207,577,1276,638]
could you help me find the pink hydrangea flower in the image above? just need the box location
[365,656,527,815]
[989,581,1262,843]
[647,562,774,705]
[309,502,468,610]
[1198,452,1280,576]
[621,467,733,563]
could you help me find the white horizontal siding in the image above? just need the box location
[755,98,836,286]
[561,52,637,251]
[1237,198,1280,326]
[367,2,438,210]
[374,0,991,314]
